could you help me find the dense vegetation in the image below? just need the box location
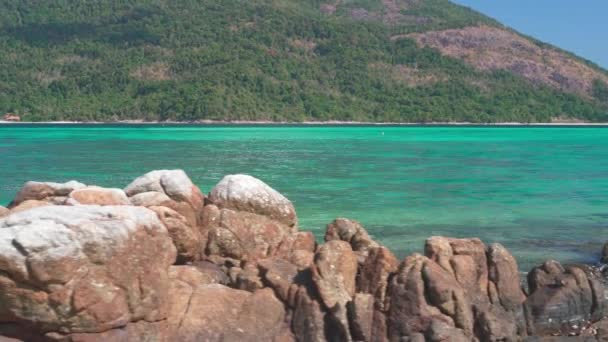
[1,0,607,122]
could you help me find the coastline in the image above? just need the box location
[2,119,608,126]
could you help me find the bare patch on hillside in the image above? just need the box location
[289,39,317,53]
[407,26,608,98]
[369,63,444,86]
[130,62,173,81]
[33,69,64,86]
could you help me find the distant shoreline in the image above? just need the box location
[2,120,608,126]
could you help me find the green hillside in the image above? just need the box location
[1,0,607,122]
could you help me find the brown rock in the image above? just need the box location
[9,181,86,207]
[313,240,358,341]
[487,243,526,311]
[425,236,488,299]
[169,284,288,342]
[259,258,300,302]
[69,187,130,206]
[348,293,375,342]
[525,262,600,336]
[358,246,399,312]
[275,231,316,269]
[292,286,326,342]
[602,243,608,263]
[0,206,8,218]
[205,208,291,262]
[325,218,380,263]
[149,206,202,263]
[387,254,460,340]
[422,260,473,332]
[0,205,176,335]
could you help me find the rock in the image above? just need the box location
[292,285,326,342]
[9,180,86,207]
[0,206,8,218]
[205,207,292,262]
[325,218,379,263]
[525,262,606,336]
[168,284,289,342]
[422,258,474,332]
[0,205,176,335]
[125,170,201,205]
[348,293,375,342]
[276,231,316,269]
[358,246,399,312]
[602,243,608,263]
[425,236,489,299]
[125,170,205,229]
[313,240,358,308]
[69,187,130,206]
[487,243,526,311]
[168,265,224,287]
[125,170,205,262]
[186,261,230,285]
[208,174,297,228]
[232,262,264,291]
[425,319,470,342]
[312,240,358,341]
[149,206,202,263]
[258,258,300,302]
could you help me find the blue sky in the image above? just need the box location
[452,0,608,69]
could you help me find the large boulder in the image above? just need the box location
[125,170,205,263]
[204,175,306,265]
[0,205,177,336]
[9,181,86,207]
[208,174,296,228]
[525,261,607,336]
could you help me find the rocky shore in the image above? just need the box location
[0,170,607,341]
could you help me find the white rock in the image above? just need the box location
[124,170,194,201]
[209,174,296,227]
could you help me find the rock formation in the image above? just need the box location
[0,170,607,341]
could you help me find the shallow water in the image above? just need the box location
[1,124,607,270]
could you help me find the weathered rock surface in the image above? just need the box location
[525,261,608,336]
[204,175,310,266]
[168,284,290,342]
[0,205,176,336]
[208,174,296,228]
[325,218,380,263]
[312,240,358,341]
[9,181,86,207]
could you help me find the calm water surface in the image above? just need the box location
[1,124,607,270]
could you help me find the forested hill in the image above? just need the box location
[1,0,608,123]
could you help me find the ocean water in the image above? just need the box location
[1,124,607,270]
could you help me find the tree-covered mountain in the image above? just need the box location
[1,0,607,122]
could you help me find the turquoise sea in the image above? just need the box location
[1,124,607,270]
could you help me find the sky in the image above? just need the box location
[452,0,608,69]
